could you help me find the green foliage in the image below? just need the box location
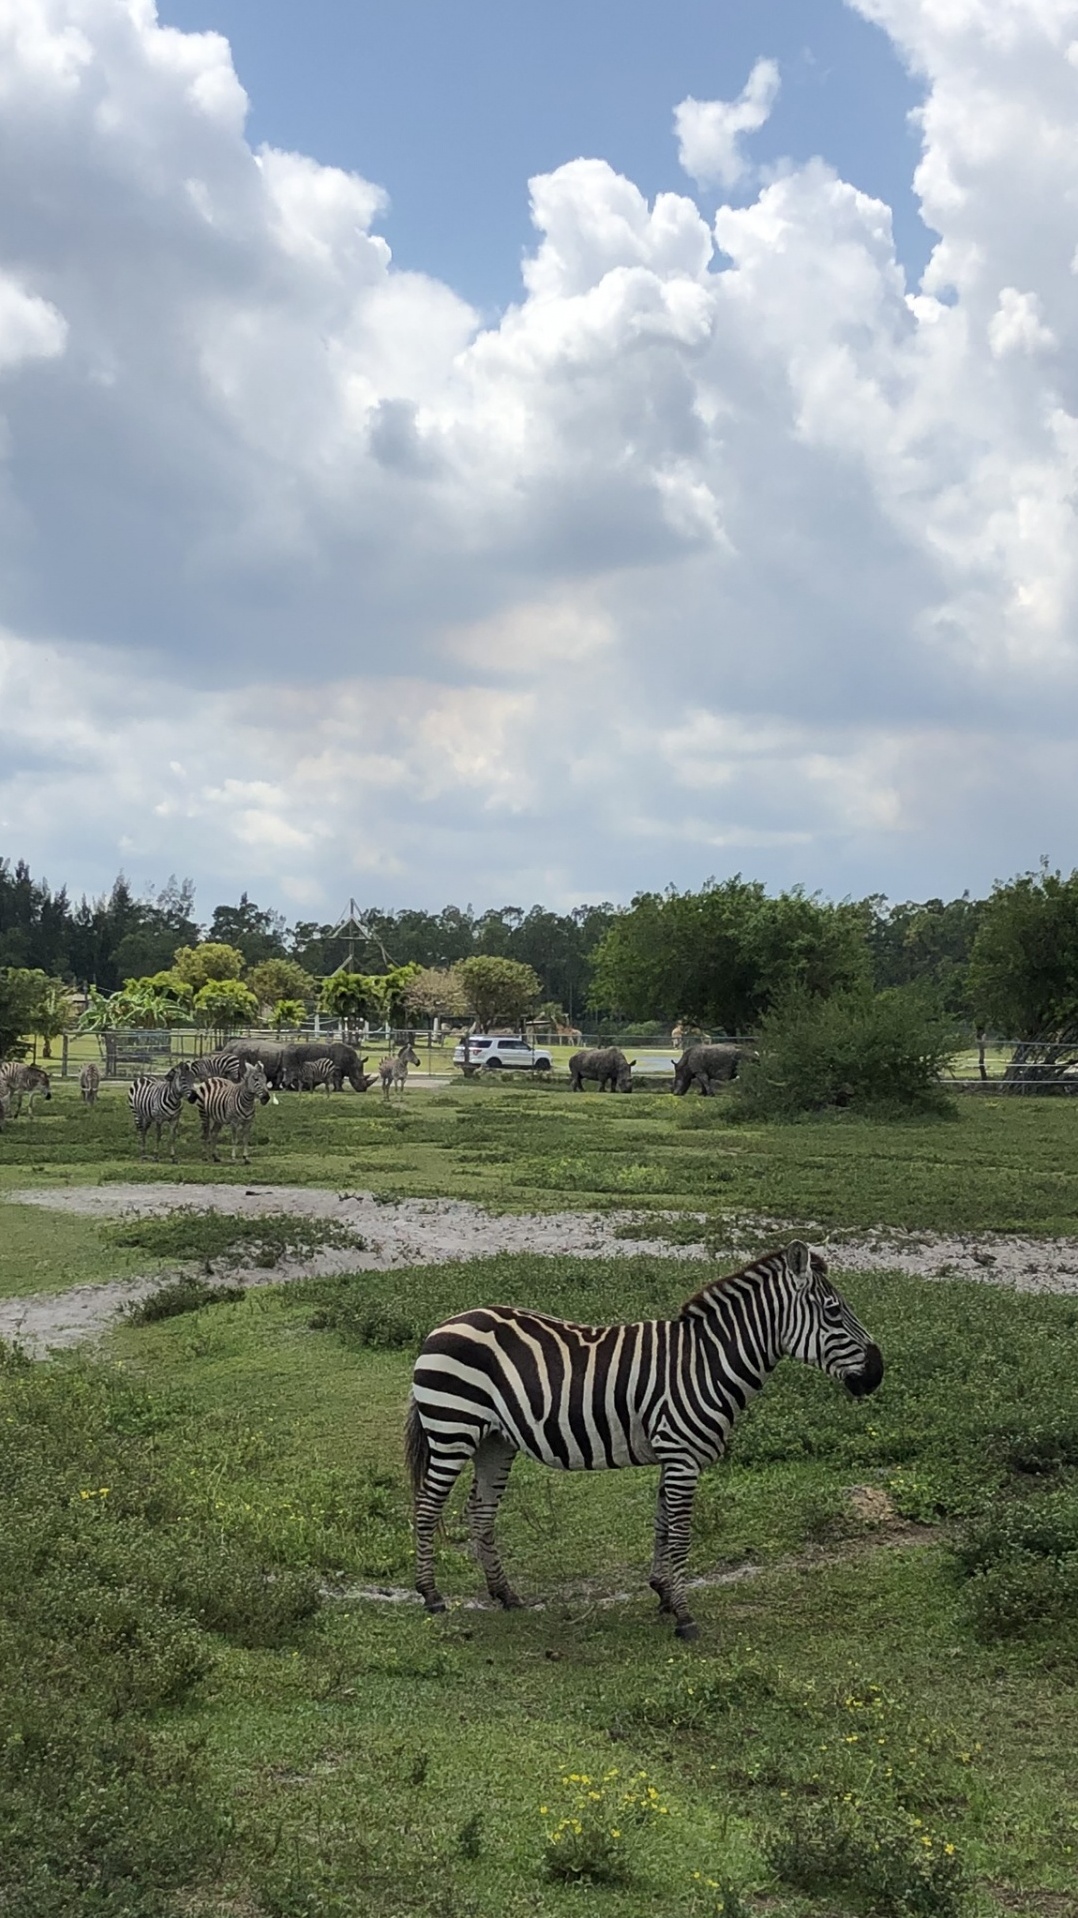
[968,863,1078,1037]
[954,1489,1078,1640]
[541,1767,672,1885]
[247,956,316,1012]
[868,895,983,1016]
[206,893,286,966]
[173,941,246,991]
[0,1347,330,1914]
[27,975,76,1056]
[590,878,871,1027]
[0,965,40,1057]
[108,1209,363,1269]
[320,965,421,1026]
[737,984,959,1117]
[404,964,468,1022]
[272,995,307,1031]
[193,977,259,1031]
[765,1798,968,1915]
[126,1276,248,1323]
[455,954,542,1029]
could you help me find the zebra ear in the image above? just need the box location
[787,1240,812,1283]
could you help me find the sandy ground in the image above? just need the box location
[3,1181,1078,1355]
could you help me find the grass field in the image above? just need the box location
[3,1080,1078,1915]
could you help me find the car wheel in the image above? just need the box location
[483,1058,503,1069]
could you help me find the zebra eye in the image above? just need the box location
[822,1300,843,1321]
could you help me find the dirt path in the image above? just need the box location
[3,1182,1078,1355]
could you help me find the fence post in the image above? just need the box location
[61,1032,69,1080]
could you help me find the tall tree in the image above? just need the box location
[590,879,870,1030]
[456,956,542,1031]
[207,895,286,966]
[968,865,1078,1038]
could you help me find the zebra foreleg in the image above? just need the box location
[468,1435,522,1608]
[649,1479,673,1614]
[652,1461,701,1640]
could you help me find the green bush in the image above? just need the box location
[765,1798,969,1916]
[954,1487,1078,1639]
[737,984,959,1117]
[127,1275,247,1323]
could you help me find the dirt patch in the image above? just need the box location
[5,1182,1078,1356]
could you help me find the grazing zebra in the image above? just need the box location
[191,1064,271,1163]
[188,1048,247,1084]
[297,1057,336,1094]
[128,1061,196,1161]
[79,1062,101,1104]
[379,1040,421,1099]
[406,1241,883,1640]
[0,1062,52,1118]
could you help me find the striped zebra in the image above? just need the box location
[379,1040,421,1099]
[0,1062,52,1117]
[79,1062,101,1104]
[406,1241,883,1639]
[128,1061,196,1161]
[191,1064,271,1163]
[296,1057,336,1094]
[188,1048,248,1084]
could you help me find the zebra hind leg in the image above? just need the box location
[649,1476,674,1615]
[468,1435,522,1609]
[413,1446,473,1613]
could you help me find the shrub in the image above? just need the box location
[737,984,959,1118]
[541,1768,671,1886]
[765,1798,968,1916]
[954,1487,1078,1639]
[126,1276,247,1324]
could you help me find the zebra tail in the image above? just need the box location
[404,1392,430,1511]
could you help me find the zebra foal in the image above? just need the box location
[0,1062,52,1117]
[128,1062,196,1161]
[406,1241,883,1639]
[297,1057,336,1094]
[79,1062,101,1104]
[191,1064,271,1163]
[380,1040,421,1099]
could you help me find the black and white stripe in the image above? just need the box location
[406,1241,883,1638]
[297,1057,336,1094]
[0,1062,52,1117]
[188,1048,248,1084]
[128,1061,196,1161]
[379,1041,421,1099]
[191,1064,271,1163]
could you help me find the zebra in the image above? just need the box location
[405,1241,883,1640]
[128,1061,196,1161]
[379,1040,421,1099]
[188,1048,248,1084]
[297,1057,336,1094]
[79,1062,101,1104]
[0,1062,52,1118]
[191,1064,271,1163]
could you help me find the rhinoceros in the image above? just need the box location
[671,1043,755,1096]
[568,1046,635,1093]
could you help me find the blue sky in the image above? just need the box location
[158,0,930,313]
[1,0,1077,916]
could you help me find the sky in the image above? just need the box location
[1,0,1077,920]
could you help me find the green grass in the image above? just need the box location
[6,1085,1078,1913]
[5,1077,1078,1234]
[6,1257,1078,1915]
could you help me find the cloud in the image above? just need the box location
[674,59,781,189]
[1,0,1078,911]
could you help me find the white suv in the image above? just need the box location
[453,1035,553,1073]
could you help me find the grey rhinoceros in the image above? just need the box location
[568,1047,635,1093]
[671,1043,755,1096]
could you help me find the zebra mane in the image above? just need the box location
[678,1243,829,1318]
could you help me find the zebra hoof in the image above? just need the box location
[674,1618,700,1642]
[498,1591,524,1610]
[423,1596,447,1614]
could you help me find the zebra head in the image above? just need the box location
[244,1064,271,1105]
[777,1241,883,1398]
[167,1060,196,1098]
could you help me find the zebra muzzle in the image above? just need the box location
[845,1344,884,1397]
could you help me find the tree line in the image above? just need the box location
[5,853,1078,1051]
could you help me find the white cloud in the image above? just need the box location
[674,59,781,190]
[2,0,1078,911]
